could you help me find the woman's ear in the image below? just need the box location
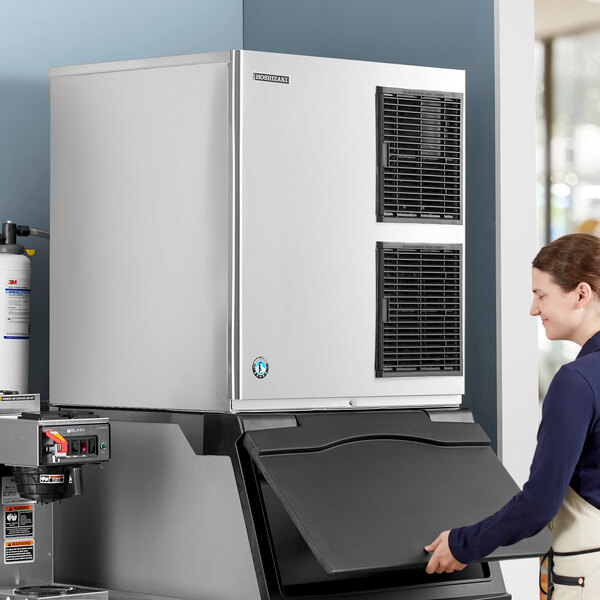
[576,282,594,307]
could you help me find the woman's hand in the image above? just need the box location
[424,530,467,574]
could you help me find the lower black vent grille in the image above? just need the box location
[376,87,463,222]
[376,243,462,377]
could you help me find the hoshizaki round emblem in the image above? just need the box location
[252,357,269,379]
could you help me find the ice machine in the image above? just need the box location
[48,51,549,600]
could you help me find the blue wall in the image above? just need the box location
[0,0,243,401]
[244,0,498,449]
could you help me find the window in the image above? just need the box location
[535,32,600,399]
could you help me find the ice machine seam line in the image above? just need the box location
[233,49,242,403]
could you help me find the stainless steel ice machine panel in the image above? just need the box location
[50,50,465,413]
[50,52,231,413]
[235,52,465,410]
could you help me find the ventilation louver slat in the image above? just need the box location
[376,87,463,222]
[376,243,462,377]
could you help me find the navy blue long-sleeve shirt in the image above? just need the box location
[449,330,600,564]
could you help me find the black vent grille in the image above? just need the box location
[376,243,462,377]
[377,87,462,222]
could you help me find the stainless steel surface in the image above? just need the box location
[48,51,232,78]
[229,50,241,406]
[50,55,231,412]
[232,393,461,412]
[53,421,260,600]
[236,51,465,405]
[0,396,40,416]
[106,592,192,600]
[0,419,40,467]
[30,418,109,427]
[106,592,195,600]
[0,498,53,589]
[0,416,110,467]
[2,586,108,600]
[0,408,108,592]
[50,49,464,412]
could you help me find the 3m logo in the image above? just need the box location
[8,280,16,285]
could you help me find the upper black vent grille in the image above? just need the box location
[377,87,462,223]
[376,243,462,377]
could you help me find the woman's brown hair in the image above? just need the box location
[532,233,600,295]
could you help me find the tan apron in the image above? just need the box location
[543,486,600,599]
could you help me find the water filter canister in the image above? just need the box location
[0,250,31,393]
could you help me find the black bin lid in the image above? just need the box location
[243,410,550,575]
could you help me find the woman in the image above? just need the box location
[425,233,600,599]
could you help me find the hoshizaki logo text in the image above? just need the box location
[253,72,290,84]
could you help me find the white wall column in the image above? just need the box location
[495,0,540,598]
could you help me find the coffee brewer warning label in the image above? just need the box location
[4,539,34,564]
[4,505,34,538]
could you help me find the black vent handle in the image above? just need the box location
[380,142,389,168]
[380,297,389,323]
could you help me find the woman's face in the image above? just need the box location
[530,267,584,342]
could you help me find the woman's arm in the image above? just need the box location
[426,363,595,569]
